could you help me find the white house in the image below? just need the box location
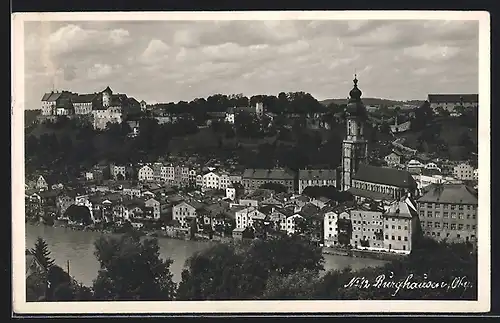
[144,198,161,219]
[138,165,154,182]
[453,163,475,181]
[424,162,441,173]
[203,172,221,190]
[286,214,304,235]
[323,207,339,247]
[406,159,424,173]
[235,206,265,230]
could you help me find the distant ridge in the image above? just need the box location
[321,98,425,107]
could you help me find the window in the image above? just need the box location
[458,213,464,220]
[472,225,476,230]
[435,211,441,218]
[443,212,449,218]
[385,224,389,229]
[451,212,457,219]
[450,205,455,210]
[398,236,401,241]
[419,210,424,216]
[398,225,401,230]
[391,236,395,240]
[428,211,433,217]
[459,205,464,210]
[435,222,440,228]
[444,204,449,209]
[404,226,408,230]
[451,224,457,230]
[385,234,389,239]
[458,224,464,230]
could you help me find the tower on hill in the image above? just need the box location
[341,75,368,191]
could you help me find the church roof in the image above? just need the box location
[353,164,416,189]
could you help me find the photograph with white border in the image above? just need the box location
[12,10,490,314]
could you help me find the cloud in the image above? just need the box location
[139,39,171,64]
[23,19,479,109]
[403,44,461,61]
[87,63,115,79]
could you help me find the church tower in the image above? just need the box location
[341,75,368,191]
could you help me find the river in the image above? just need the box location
[26,224,387,287]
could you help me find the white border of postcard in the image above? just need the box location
[11,10,491,314]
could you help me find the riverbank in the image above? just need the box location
[27,220,402,261]
[26,223,389,287]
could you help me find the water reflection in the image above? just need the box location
[25,224,387,287]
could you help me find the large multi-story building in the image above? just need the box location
[383,199,419,254]
[242,168,296,192]
[298,169,337,194]
[348,203,385,249]
[427,94,478,113]
[417,183,478,244]
[453,162,475,181]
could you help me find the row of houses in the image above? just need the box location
[384,151,477,181]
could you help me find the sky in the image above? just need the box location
[23,19,479,109]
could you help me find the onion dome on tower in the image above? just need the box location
[344,74,368,120]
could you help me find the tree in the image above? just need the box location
[30,237,55,270]
[92,233,176,300]
[64,205,93,225]
[261,270,318,300]
[177,244,245,300]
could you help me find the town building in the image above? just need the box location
[322,206,340,247]
[144,198,161,219]
[453,162,475,181]
[172,200,203,228]
[406,159,425,174]
[427,94,478,113]
[349,203,385,250]
[202,172,221,190]
[383,199,419,254]
[384,151,404,166]
[242,168,296,192]
[417,184,478,244]
[298,169,337,194]
[72,94,98,115]
[138,165,154,182]
[225,102,265,124]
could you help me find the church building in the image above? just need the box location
[339,76,417,200]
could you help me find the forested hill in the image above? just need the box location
[321,98,425,107]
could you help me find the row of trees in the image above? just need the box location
[150,92,329,117]
[27,232,477,302]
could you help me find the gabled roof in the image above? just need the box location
[417,184,478,205]
[72,94,97,103]
[242,168,295,180]
[102,86,112,93]
[298,169,336,180]
[41,92,62,102]
[347,187,394,201]
[353,164,416,189]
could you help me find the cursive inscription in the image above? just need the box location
[343,272,473,296]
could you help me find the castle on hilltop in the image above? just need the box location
[40,86,147,130]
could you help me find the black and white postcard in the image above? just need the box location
[11,11,490,314]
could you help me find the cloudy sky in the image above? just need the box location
[23,19,479,109]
